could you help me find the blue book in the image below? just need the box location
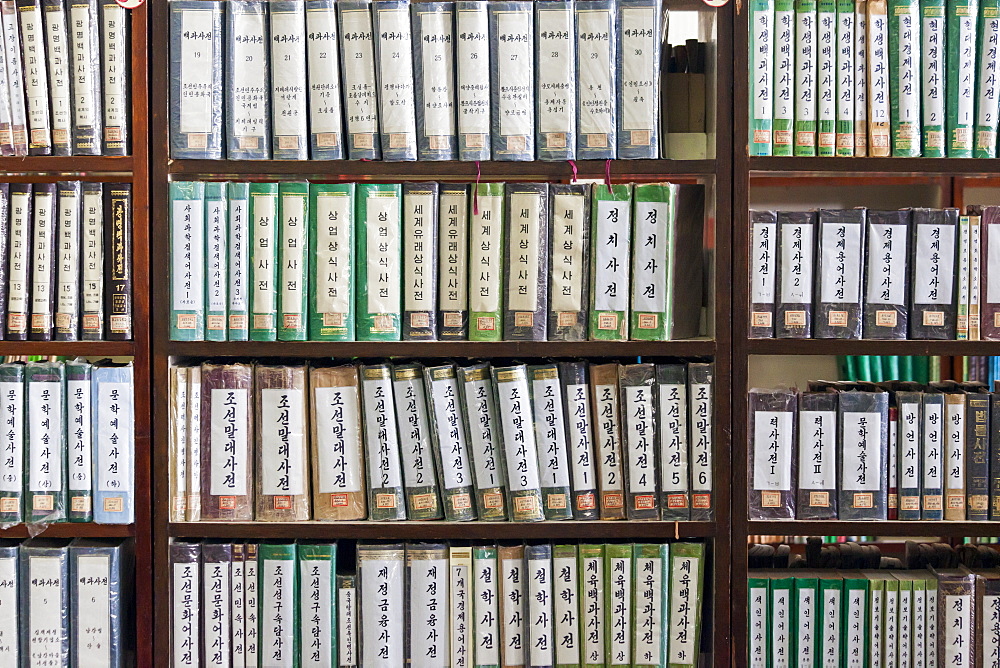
[169,0,224,159]
[92,363,134,524]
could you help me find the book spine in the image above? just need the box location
[503,182,548,340]
[16,0,51,155]
[450,546,473,668]
[406,543,450,664]
[862,210,910,339]
[360,364,407,520]
[25,361,66,522]
[200,543,233,667]
[488,0,534,160]
[248,182,278,340]
[750,0,776,155]
[922,392,945,518]
[2,1,28,155]
[991,391,1000,519]
[896,391,923,519]
[254,364,310,521]
[909,208,958,340]
[309,365,367,520]
[687,363,714,520]
[944,392,967,519]
[372,0,418,161]
[776,210,817,338]
[981,208,1000,340]
[747,574,769,668]
[169,366,188,522]
[424,364,477,521]
[547,184,590,341]
[21,544,69,663]
[589,363,626,520]
[200,362,254,521]
[588,183,632,340]
[258,543,298,666]
[53,181,80,340]
[666,543,704,668]
[244,544,258,665]
[227,182,250,340]
[355,183,402,341]
[888,0,921,156]
[620,364,659,519]
[493,365,545,522]
[969,214,982,339]
[204,181,228,342]
[358,543,404,665]
[959,215,971,339]
[579,544,604,667]
[938,574,975,667]
[749,388,797,519]
[98,0,127,154]
[967,393,989,520]
[437,184,469,339]
[558,361,599,519]
[457,363,509,520]
[0,363,23,524]
[231,543,246,667]
[528,364,573,520]
[308,183,356,341]
[68,0,100,154]
[835,0,854,155]
[402,182,439,340]
[525,544,554,668]
[412,1,458,160]
[815,208,865,339]
[472,545,500,668]
[796,391,839,519]
[947,0,978,157]
[226,0,271,159]
[168,0,223,159]
[854,0,868,155]
[390,363,445,520]
[337,0,382,159]
[552,544,581,668]
[867,0,891,154]
[269,0,308,159]
[103,182,131,340]
[920,0,946,155]
[630,183,672,340]
[498,544,527,667]
[298,543,337,667]
[535,0,576,161]
[71,543,122,667]
[842,576,868,667]
[336,573,357,667]
[186,366,201,521]
[837,391,889,520]
[79,182,103,339]
[617,0,661,158]
[28,182,55,340]
[170,181,205,341]
[0,7,13,155]
[468,182,504,341]
[976,0,1000,156]
[656,364,689,520]
[749,210,777,338]
[817,0,836,154]
[575,0,616,159]
[305,0,345,159]
[604,543,632,665]
[41,0,71,155]
[277,182,309,341]
[65,359,92,522]
[4,184,29,340]
[455,0,491,160]
[631,543,666,668]
[795,0,818,154]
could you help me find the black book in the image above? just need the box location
[862,209,911,339]
[814,209,866,339]
[908,208,959,340]
[103,182,131,340]
[775,210,816,338]
[966,388,990,521]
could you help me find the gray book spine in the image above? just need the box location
[424,364,478,521]
[534,0,576,161]
[616,0,661,158]
[98,0,128,155]
[574,0,617,159]
[338,0,382,159]
[226,0,271,160]
[373,0,418,160]
[455,0,491,160]
[269,0,309,159]
[20,540,70,667]
[437,184,469,339]
[488,0,534,160]
[503,182,549,340]
[169,0,224,159]
[837,390,889,520]
[70,539,125,668]
[814,208,866,339]
[79,182,103,340]
[305,0,345,159]
[558,361,599,519]
[53,180,81,341]
[402,182,439,340]
[67,0,102,154]
[656,363,690,520]
[412,1,458,160]
[42,0,72,155]
[0,542,18,665]
[547,183,590,341]
[528,364,573,520]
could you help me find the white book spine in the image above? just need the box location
[42,2,70,149]
[305,4,345,154]
[203,557,232,667]
[186,367,202,521]
[269,2,309,157]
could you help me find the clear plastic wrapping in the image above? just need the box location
[656,363,690,520]
[620,363,659,519]
[837,390,889,520]
[269,0,309,159]
[305,0,345,159]
[390,363,445,520]
[488,1,535,160]
[815,208,866,339]
[423,364,477,521]
[25,361,66,525]
[65,358,92,523]
[168,366,188,522]
[225,0,270,159]
[402,182,439,340]
[862,209,911,339]
[749,210,778,339]
[492,365,545,522]
[359,364,407,520]
[405,543,450,662]
[20,539,70,665]
[796,390,839,519]
[358,543,405,664]
[775,210,817,339]
[0,362,24,527]
[574,0,617,159]
[589,362,626,519]
[456,362,509,520]
[199,362,254,521]
[527,364,572,520]
[909,208,959,340]
[372,0,417,161]
[168,0,224,159]
[534,0,576,161]
[748,387,797,520]
[254,364,310,521]
[53,181,81,340]
[68,0,102,155]
[547,184,591,341]
[412,2,457,160]
[310,364,367,521]
[504,182,549,341]
[557,360,599,520]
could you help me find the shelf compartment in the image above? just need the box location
[0,156,133,174]
[747,339,1000,356]
[0,523,135,538]
[750,156,1000,175]
[0,341,135,357]
[749,520,1000,537]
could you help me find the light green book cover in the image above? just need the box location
[889,0,922,155]
[817,0,838,154]
[768,574,796,667]
[841,574,869,667]
[258,543,299,667]
[816,574,844,668]
[226,182,250,341]
[579,543,606,668]
[921,0,947,155]
[750,0,776,155]
[204,181,229,341]
[473,545,501,668]
[947,0,979,156]
[975,0,1000,156]
[297,542,337,666]
[278,181,309,341]
[862,573,885,666]
[589,184,632,341]
[747,572,769,667]
[308,183,356,341]
[169,181,206,341]
[249,182,279,341]
[631,544,668,668]
[468,183,505,341]
[795,0,819,155]
[630,184,673,341]
[356,183,402,341]
[667,543,705,668]
[605,543,633,666]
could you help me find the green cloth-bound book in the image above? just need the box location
[589,183,632,341]
[356,183,402,341]
[750,0,776,155]
[297,542,337,666]
[308,183,356,341]
[169,181,206,341]
[204,181,229,341]
[249,182,279,341]
[277,182,310,341]
[947,0,979,157]
[226,182,250,341]
[468,183,505,341]
[888,0,921,156]
[258,543,299,666]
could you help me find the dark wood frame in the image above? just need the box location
[149,1,734,665]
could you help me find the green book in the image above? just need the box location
[899,355,914,381]
[881,572,900,665]
[579,543,606,668]
[975,0,1000,156]
[589,184,632,341]
[775,0,797,155]
[297,542,337,666]
[632,544,668,668]
[355,183,402,341]
[0,362,23,525]
[892,573,916,665]
[929,355,942,382]
[884,355,901,380]
[553,544,583,668]
[65,358,92,522]
[25,361,67,523]
[921,0,947,155]
[169,181,206,341]
[795,0,819,155]
[258,543,299,667]
[666,543,705,668]
[818,0,838,154]
[605,544,633,666]
[249,182,279,341]
[204,181,229,341]
[816,573,844,668]
[916,356,931,384]
[855,355,873,381]
[768,574,795,667]
[473,545,500,668]
[792,576,819,665]
[841,574,869,667]
[630,184,673,341]
[836,0,855,155]
[888,0,921,155]
[308,183,356,341]
[750,0,776,155]
[468,183,505,341]
[748,572,769,667]
[839,355,857,380]
[947,0,979,156]
[226,182,250,341]
[277,181,309,341]
[862,573,885,666]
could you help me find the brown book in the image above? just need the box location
[942,389,968,521]
[934,567,978,667]
[254,364,310,521]
[200,362,254,521]
[589,363,626,520]
[309,365,367,521]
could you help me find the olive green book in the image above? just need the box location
[920,0,947,155]
[631,543,668,668]
[666,542,705,668]
[204,180,229,341]
[226,182,250,341]
[277,181,309,341]
[308,182,356,341]
[888,0,921,155]
[947,0,979,157]
[249,182,279,341]
[355,183,402,341]
[297,542,337,666]
[579,543,606,667]
[605,543,633,666]
[469,182,505,341]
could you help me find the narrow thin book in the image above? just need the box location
[227,182,250,340]
[277,181,309,341]
[390,363,446,520]
[169,181,205,341]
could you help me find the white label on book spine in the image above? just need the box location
[362,375,403,490]
[306,7,343,135]
[228,197,248,313]
[450,554,470,668]
[621,7,656,132]
[507,191,542,312]
[984,595,1000,665]
[898,588,912,668]
[203,558,231,668]
[270,8,308,141]
[439,191,468,311]
[230,558,244,665]
[553,554,579,664]
[855,8,867,127]
[314,192,352,315]
[913,223,956,304]
[231,9,268,140]
[550,193,586,313]
[496,374,542,493]
[868,588,882,664]
[0,382,22,493]
[822,588,841,668]
[753,409,793,491]
[260,388,306,496]
[57,190,80,318]
[912,588,925,668]
[404,192,436,312]
[364,194,401,316]
[957,15,976,127]
[473,552,499,665]
[178,9,214,134]
[69,5,96,129]
[780,222,815,303]
[751,220,777,303]
[28,556,63,660]
[566,383,597,492]
[314,385,362,494]
[537,8,573,134]
[419,9,456,139]
[262,558,294,667]
[749,586,767,668]
[659,381,689,492]
[244,552,257,663]
[456,7,490,136]
[527,553,553,666]
[375,7,416,136]
[799,410,836,490]
[922,14,944,128]
[67,378,91,492]
[0,556,15,663]
[819,220,862,303]
[532,376,571,489]
[594,198,630,312]
[172,198,205,312]
[845,586,865,668]
[836,9,853,127]
[987,225,1000,302]
[496,10,533,138]
[209,388,249,497]
[430,375,474,491]
[581,554,604,663]
[884,587,898,665]
[796,9,817,123]
[608,555,631,663]
[300,558,333,668]
[577,9,614,135]
[3,6,25,131]
[946,399,965,489]
[772,586,791,668]
[392,374,436,491]
[82,190,103,313]
[818,9,835,125]
[625,384,656,495]
[840,411,882,491]
[187,371,201,516]
[690,381,713,492]
[410,555,449,665]
[280,194,306,315]
[797,585,817,664]
[668,557,699,663]
[101,3,127,134]
[865,222,907,305]
[469,194,502,313]
[945,595,972,667]
[338,583,356,666]
[978,15,1000,133]
[361,556,404,666]
[43,7,70,137]
[595,383,624,493]
[633,554,662,665]
[207,196,226,313]
[775,7,794,125]
[31,193,53,319]
[501,556,526,664]
[463,376,502,489]
[633,200,669,313]
[339,9,378,134]
[923,400,943,489]
[752,5,774,124]
[28,379,62,492]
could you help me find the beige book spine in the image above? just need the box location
[254,364,311,521]
[169,365,188,522]
[310,365,367,520]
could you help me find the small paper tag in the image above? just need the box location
[272,496,292,510]
[219,496,237,510]
[577,492,597,510]
[808,491,830,508]
[784,310,806,327]
[483,492,504,509]
[876,310,898,327]
[761,490,782,508]
[451,494,473,511]
[947,494,965,510]
[545,132,567,148]
[557,312,578,327]
[413,493,437,510]
[852,493,874,509]
[317,133,339,148]
[900,496,920,511]
[752,312,772,328]
[376,493,397,509]
[32,495,54,511]
[102,497,124,512]
[330,493,349,507]
[514,495,538,513]
[409,312,430,328]
[666,494,688,509]
[923,311,945,327]
[546,493,567,510]
[603,492,624,509]
[476,316,497,331]
[514,312,533,327]
[278,135,300,150]
[353,133,374,149]
[323,312,346,327]
[828,311,849,327]
[924,495,943,511]
[598,313,618,330]
[638,313,658,329]
[692,494,711,509]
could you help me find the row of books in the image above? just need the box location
[0,538,131,667]
[169,360,715,524]
[748,0,1000,158]
[0,0,129,156]
[750,207,998,340]
[168,0,696,162]
[0,181,133,342]
[838,354,940,383]
[0,359,134,526]
[169,180,705,342]
[749,380,1000,522]
[170,540,706,668]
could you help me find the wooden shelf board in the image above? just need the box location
[0,341,135,357]
[749,520,1000,537]
[0,156,133,173]
[169,521,718,540]
[747,339,1000,356]
[749,156,1000,175]
[0,523,134,538]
